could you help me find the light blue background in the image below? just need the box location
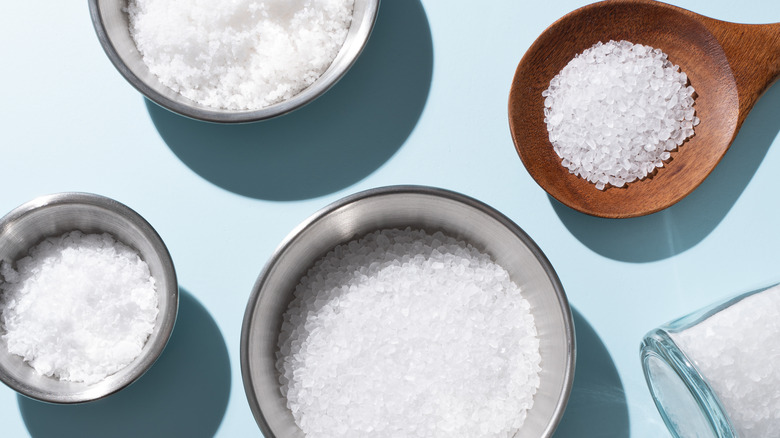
[1,1,779,436]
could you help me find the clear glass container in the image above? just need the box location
[641,283,780,438]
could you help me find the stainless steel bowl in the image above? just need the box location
[88,0,380,123]
[0,193,178,403]
[241,185,575,437]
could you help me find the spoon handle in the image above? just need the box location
[706,20,780,129]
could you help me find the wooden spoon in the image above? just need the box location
[508,0,780,218]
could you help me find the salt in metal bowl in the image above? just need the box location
[0,193,178,403]
[88,0,380,123]
[241,185,576,437]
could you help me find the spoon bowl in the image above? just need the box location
[509,0,780,218]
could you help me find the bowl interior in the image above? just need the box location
[243,189,574,437]
[91,0,379,122]
[0,194,177,403]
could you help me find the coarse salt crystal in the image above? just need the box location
[127,0,355,110]
[671,285,780,436]
[277,228,541,437]
[543,40,698,190]
[0,231,159,384]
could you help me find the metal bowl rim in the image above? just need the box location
[0,192,179,404]
[240,184,576,437]
[87,0,381,124]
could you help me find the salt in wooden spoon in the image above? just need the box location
[508,0,780,218]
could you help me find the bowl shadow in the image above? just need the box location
[554,308,630,437]
[551,82,780,263]
[17,289,230,438]
[147,0,434,201]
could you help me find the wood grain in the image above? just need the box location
[508,0,780,218]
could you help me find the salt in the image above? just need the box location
[671,285,780,436]
[543,40,699,190]
[126,0,355,110]
[276,228,541,437]
[0,231,159,384]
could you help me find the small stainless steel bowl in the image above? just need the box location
[241,185,575,437]
[88,0,380,123]
[0,193,178,403]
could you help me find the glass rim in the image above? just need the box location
[640,329,735,438]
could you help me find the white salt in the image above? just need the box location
[276,228,541,437]
[0,231,159,384]
[671,284,780,436]
[543,40,699,190]
[126,0,354,110]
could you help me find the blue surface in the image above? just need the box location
[1,1,778,437]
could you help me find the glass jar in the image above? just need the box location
[641,282,780,438]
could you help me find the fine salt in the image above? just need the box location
[0,231,159,384]
[543,40,699,190]
[671,285,780,436]
[276,228,541,437]
[127,0,355,110]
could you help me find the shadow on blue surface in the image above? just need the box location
[554,308,630,437]
[147,0,433,201]
[551,83,780,263]
[18,289,230,438]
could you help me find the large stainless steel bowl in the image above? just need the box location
[241,185,575,437]
[0,193,178,403]
[88,0,380,123]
